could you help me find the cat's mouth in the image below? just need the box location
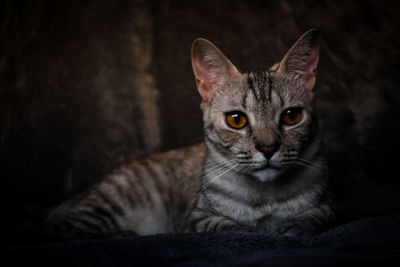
[254,163,278,171]
[244,161,283,182]
[239,160,281,171]
[255,161,280,171]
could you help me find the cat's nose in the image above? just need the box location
[258,143,280,159]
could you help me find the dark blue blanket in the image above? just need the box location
[8,214,400,266]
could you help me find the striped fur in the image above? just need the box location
[190,29,334,235]
[44,144,206,239]
[43,29,335,239]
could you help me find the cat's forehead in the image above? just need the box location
[212,71,309,112]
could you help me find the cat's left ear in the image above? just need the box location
[277,29,320,92]
[191,38,240,102]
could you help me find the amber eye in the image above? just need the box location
[225,111,248,129]
[281,108,303,126]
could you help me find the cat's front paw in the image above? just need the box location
[276,224,312,237]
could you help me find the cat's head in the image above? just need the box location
[191,29,321,182]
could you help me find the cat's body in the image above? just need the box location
[46,143,206,238]
[43,29,335,239]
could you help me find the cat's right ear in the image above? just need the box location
[276,29,320,93]
[191,38,240,102]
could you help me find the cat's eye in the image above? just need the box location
[281,108,303,126]
[225,111,248,129]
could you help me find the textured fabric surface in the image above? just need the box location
[8,214,400,266]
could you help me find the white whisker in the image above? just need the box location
[297,158,324,168]
[181,158,237,190]
[293,160,328,175]
[198,163,239,196]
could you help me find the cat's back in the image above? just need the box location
[46,142,206,238]
[138,141,206,182]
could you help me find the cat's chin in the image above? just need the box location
[250,167,282,182]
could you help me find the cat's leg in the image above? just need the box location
[274,204,335,236]
[190,209,249,233]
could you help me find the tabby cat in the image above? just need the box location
[43,29,335,239]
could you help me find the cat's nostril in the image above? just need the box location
[258,144,279,159]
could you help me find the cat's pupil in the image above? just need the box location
[287,110,296,119]
[232,114,240,123]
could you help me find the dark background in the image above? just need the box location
[1,0,400,244]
